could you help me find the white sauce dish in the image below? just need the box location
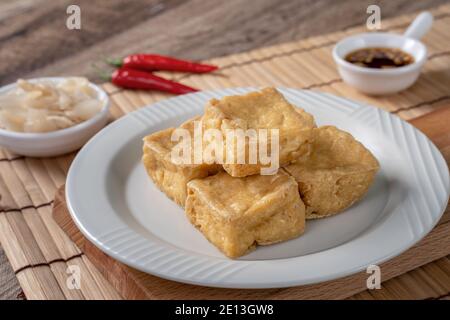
[332,12,433,95]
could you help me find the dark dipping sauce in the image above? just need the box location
[345,47,414,69]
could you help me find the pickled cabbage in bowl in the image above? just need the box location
[0,77,103,133]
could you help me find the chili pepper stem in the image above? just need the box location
[106,58,124,67]
[98,72,112,82]
[90,62,113,82]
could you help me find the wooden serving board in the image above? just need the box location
[52,106,450,300]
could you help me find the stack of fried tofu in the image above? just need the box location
[142,88,379,258]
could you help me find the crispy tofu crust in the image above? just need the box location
[283,126,379,218]
[202,87,315,177]
[142,117,222,207]
[141,88,381,259]
[185,171,306,258]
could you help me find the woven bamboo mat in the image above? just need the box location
[0,4,450,299]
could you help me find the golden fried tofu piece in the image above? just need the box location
[142,118,222,207]
[284,126,379,219]
[202,87,315,177]
[185,171,305,258]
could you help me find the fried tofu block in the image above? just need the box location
[284,126,379,219]
[185,171,305,258]
[142,118,222,207]
[202,87,315,177]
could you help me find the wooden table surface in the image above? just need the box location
[0,0,448,300]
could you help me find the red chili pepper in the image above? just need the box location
[108,54,218,73]
[110,68,198,95]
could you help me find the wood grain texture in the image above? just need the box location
[0,0,447,85]
[51,106,450,300]
[1,1,450,300]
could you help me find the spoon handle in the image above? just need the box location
[404,12,433,40]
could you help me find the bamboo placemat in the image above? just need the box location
[0,4,450,299]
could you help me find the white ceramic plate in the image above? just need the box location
[66,88,449,289]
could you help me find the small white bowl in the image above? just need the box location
[332,12,433,95]
[0,77,110,157]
